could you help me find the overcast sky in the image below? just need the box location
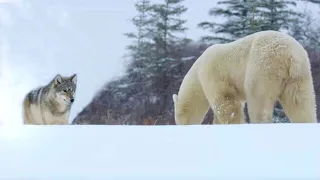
[0,0,318,124]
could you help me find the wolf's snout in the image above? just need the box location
[70,98,74,103]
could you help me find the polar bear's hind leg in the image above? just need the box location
[244,76,279,124]
[279,76,317,123]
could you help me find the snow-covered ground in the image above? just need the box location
[0,124,319,179]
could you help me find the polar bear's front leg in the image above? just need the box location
[202,81,245,124]
[212,93,244,124]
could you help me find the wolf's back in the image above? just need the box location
[22,88,43,124]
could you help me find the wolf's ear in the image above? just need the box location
[70,74,77,84]
[172,94,178,104]
[53,74,63,85]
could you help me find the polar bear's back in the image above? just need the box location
[246,30,310,79]
[196,30,309,79]
[193,30,310,101]
[200,30,305,63]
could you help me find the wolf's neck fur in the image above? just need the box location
[41,85,71,117]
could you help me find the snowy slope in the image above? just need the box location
[0,124,319,180]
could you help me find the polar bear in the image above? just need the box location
[172,30,317,125]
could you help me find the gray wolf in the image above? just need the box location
[23,73,77,125]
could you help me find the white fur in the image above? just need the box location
[173,30,317,125]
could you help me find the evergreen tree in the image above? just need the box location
[121,0,190,121]
[256,0,301,31]
[122,0,155,124]
[198,0,261,43]
[299,0,320,4]
[288,14,307,44]
[145,0,190,112]
[124,0,153,75]
[149,0,189,58]
[294,10,320,50]
[124,0,189,86]
[198,0,302,44]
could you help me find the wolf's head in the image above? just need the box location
[50,73,77,106]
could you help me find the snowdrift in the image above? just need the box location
[0,124,319,179]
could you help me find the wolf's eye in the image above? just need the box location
[63,90,67,92]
